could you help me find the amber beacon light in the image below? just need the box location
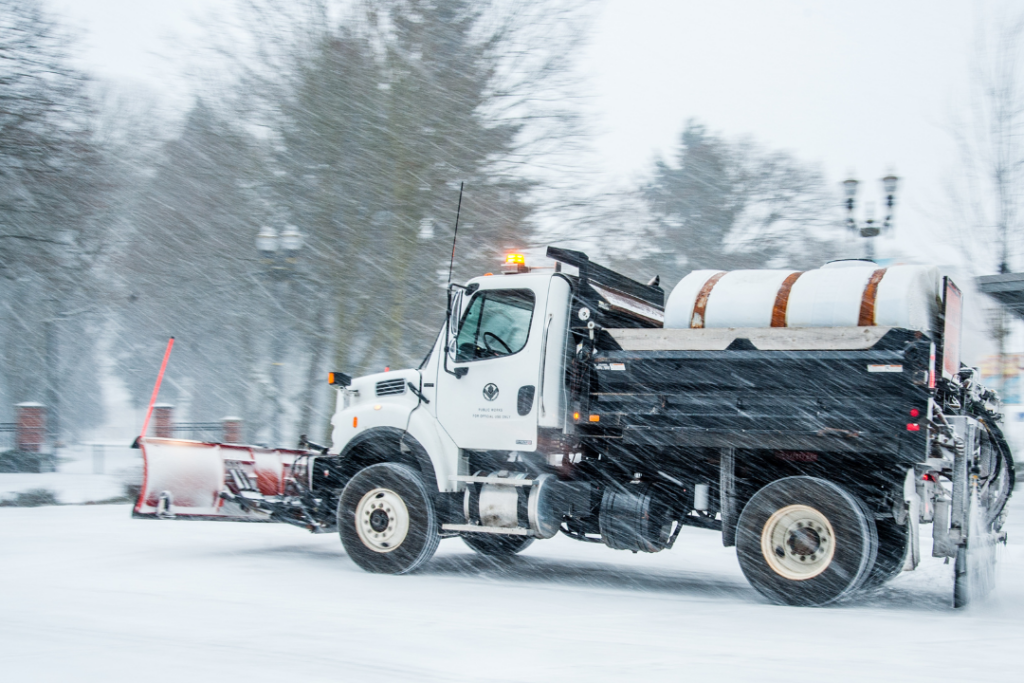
[502,253,530,274]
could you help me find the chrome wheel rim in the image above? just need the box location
[761,504,836,580]
[355,488,410,553]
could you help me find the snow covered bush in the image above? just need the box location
[0,488,59,507]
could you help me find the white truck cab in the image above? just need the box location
[329,267,572,493]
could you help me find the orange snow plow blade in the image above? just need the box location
[133,437,307,522]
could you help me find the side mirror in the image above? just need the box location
[449,289,464,338]
[328,372,352,387]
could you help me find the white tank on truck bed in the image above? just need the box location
[663,260,943,333]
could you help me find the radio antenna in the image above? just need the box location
[447,182,464,287]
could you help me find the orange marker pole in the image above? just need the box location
[133,337,175,448]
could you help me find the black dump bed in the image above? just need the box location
[576,327,933,463]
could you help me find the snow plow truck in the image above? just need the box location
[134,247,1014,607]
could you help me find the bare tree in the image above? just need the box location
[946,10,1024,276]
[0,0,109,438]
[944,8,1024,398]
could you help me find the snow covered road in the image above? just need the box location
[2,493,1023,683]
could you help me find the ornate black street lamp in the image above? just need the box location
[843,173,899,261]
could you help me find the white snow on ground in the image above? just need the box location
[1,488,1022,682]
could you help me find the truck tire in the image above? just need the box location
[338,463,440,575]
[736,476,878,607]
[861,516,909,590]
[462,534,534,557]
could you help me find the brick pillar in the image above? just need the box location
[221,416,243,444]
[16,403,46,452]
[153,404,174,439]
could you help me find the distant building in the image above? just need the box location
[978,353,1023,405]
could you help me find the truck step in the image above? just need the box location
[441,523,532,536]
[448,475,536,487]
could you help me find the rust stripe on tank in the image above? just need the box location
[770,272,803,327]
[690,271,726,328]
[858,268,888,326]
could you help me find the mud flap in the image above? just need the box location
[133,437,303,521]
[903,468,920,571]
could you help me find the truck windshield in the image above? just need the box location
[455,289,535,362]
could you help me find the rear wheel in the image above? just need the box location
[338,463,440,574]
[462,533,534,557]
[736,476,877,606]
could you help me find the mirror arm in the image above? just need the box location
[443,338,469,379]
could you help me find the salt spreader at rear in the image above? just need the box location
[134,249,1013,608]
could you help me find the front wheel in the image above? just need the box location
[736,477,878,607]
[338,463,440,574]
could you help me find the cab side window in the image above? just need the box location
[455,289,535,362]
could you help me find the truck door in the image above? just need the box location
[435,282,545,451]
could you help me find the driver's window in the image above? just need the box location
[455,289,535,362]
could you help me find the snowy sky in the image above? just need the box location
[47,0,996,266]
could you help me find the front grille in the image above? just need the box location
[376,378,406,396]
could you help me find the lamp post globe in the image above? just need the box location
[280,225,304,254]
[256,226,278,255]
[882,174,898,196]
